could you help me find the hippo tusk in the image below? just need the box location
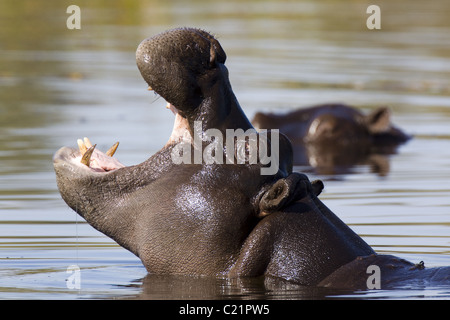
[106,142,119,157]
[77,137,93,154]
[77,139,87,154]
[83,137,93,148]
[80,144,96,167]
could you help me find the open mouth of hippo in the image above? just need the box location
[53,99,191,174]
[53,26,277,177]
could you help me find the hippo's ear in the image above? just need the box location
[257,173,324,218]
[366,107,391,134]
[208,39,226,67]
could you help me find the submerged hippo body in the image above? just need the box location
[53,28,449,290]
[252,104,411,175]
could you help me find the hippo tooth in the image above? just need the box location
[83,137,93,148]
[106,142,119,157]
[80,144,96,167]
[77,139,87,154]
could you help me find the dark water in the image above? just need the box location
[1,0,449,300]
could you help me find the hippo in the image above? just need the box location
[53,28,449,290]
[252,104,411,175]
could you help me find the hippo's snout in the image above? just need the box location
[135,27,227,115]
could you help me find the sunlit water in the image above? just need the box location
[0,0,449,300]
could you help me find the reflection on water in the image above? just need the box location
[0,0,449,299]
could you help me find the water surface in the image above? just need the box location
[1,0,449,300]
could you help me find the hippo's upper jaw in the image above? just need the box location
[136,28,253,133]
[136,28,227,118]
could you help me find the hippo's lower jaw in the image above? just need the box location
[53,137,125,174]
[53,101,191,176]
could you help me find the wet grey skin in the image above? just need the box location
[54,28,449,289]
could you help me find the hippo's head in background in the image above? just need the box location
[252,103,411,175]
[303,106,410,147]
